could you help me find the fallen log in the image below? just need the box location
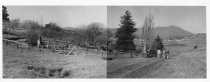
[67,46,76,55]
[3,38,30,49]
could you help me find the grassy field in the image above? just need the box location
[3,42,107,78]
[124,46,206,78]
[3,33,206,78]
[107,34,206,78]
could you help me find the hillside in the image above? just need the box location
[134,25,194,40]
[64,25,194,40]
[154,25,194,39]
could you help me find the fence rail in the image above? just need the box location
[3,38,29,46]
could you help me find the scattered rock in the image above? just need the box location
[27,65,34,70]
[25,65,70,78]
[57,68,63,72]
[62,70,70,78]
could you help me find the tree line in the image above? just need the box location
[2,6,109,47]
[3,6,164,57]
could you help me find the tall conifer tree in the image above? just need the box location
[115,10,137,51]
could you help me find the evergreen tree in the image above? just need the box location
[155,35,164,50]
[115,10,137,51]
[150,35,164,56]
[2,6,10,22]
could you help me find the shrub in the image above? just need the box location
[62,70,70,78]
[135,44,143,54]
[25,22,42,46]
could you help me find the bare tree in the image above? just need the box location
[42,22,64,39]
[141,14,155,54]
[86,22,104,45]
[9,19,21,32]
[22,20,37,28]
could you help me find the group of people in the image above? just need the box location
[157,49,169,59]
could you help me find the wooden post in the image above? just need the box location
[101,50,103,57]
[37,38,40,48]
[116,51,118,58]
[86,48,88,56]
[17,44,19,49]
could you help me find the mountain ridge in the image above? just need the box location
[153,25,194,39]
[133,25,194,40]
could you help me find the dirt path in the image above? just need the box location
[107,58,164,78]
[108,47,206,78]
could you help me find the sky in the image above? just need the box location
[108,6,206,33]
[7,6,107,27]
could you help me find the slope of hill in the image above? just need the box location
[154,25,194,39]
[134,25,194,40]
